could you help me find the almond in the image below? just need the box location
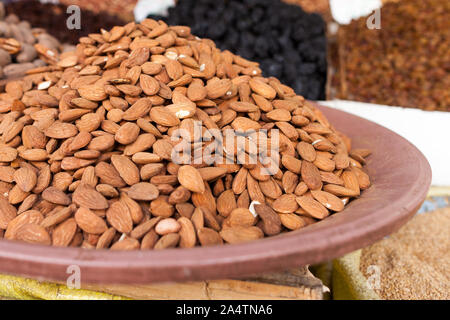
[14,167,37,192]
[0,196,17,229]
[155,218,181,235]
[0,146,18,162]
[15,223,51,245]
[279,213,307,230]
[254,204,281,236]
[42,187,71,205]
[0,20,370,251]
[249,78,276,100]
[140,74,160,96]
[78,85,107,101]
[106,200,133,233]
[154,233,180,250]
[75,207,108,234]
[216,189,237,217]
[177,165,205,193]
[301,161,322,190]
[225,207,256,227]
[72,183,109,209]
[110,155,140,186]
[44,121,78,139]
[178,217,196,248]
[150,106,180,127]
[113,123,139,146]
[296,195,329,219]
[197,227,223,246]
[271,194,298,214]
[122,98,152,121]
[127,182,159,201]
[220,226,263,244]
[111,237,140,250]
[311,190,344,212]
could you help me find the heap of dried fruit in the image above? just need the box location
[333,0,450,111]
[149,0,328,100]
[5,0,128,45]
[0,19,371,250]
[0,3,75,80]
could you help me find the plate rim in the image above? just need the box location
[0,104,432,284]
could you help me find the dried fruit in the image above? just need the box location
[0,19,370,251]
[177,165,205,193]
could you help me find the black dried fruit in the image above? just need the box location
[149,0,327,100]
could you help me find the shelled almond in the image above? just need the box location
[0,3,75,80]
[0,19,371,250]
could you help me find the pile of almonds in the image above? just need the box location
[0,3,75,80]
[0,19,371,250]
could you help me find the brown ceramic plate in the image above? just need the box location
[0,105,431,284]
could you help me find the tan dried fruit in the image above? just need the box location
[216,189,237,217]
[52,218,77,247]
[254,203,281,236]
[220,226,263,244]
[197,227,223,246]
[0,19,370,251]
[13,167,37,192]
[106,200,133,233]
[225,208,257,227]
[0,196,17,229]
[72,183,109,209]
[311,190,344,212]
[42,187,71,205]
[177,165,205,193]
[301,161,322,190]
[127,182,159,201]
[15,223,51,245]
[178,217,196,248]
[296,196,329,219]
[279,213,306,230]
[271,194,298,214]
[110,155,140,186]
[75,207,108,234]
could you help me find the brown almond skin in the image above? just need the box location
[127,182,159,201]
[254,204,281,236]
[177,165,205,193]
[296,196,329,220]
[41,187,71,205]
[154,233,180,250]
[220,226,264,244]
[216,189,237,217]
[106,201,133,233]
[111,237,140,250]
[0,20,371,251]
[52,218,77,247]
[197,227,223,246]
[301,161,323,191]
[110,155,140,186]
[0,196,17,229]
[178,217,196,248]
[75,207,108,234]
[15,223,51,245]
[72,183,109,210]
